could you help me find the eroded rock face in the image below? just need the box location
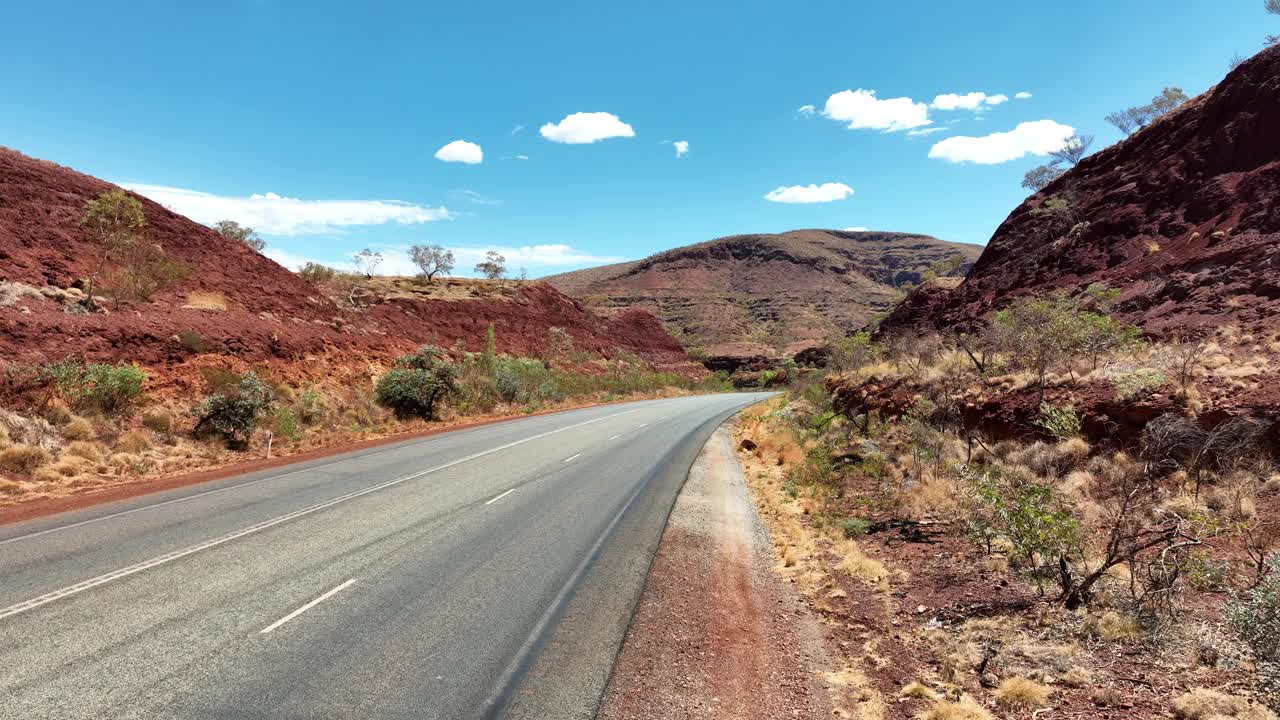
[881,45,1280,337]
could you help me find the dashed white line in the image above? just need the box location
[563,453,582,463]
[637,423,649,428]
[0,408,640,622]
[608,434,621,441]
[260,579,356,634]
[485,488,517,505]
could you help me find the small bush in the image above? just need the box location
[0,445,52,474]
[899,681,939,700]
[49,360,146,414]
[295,389,327,425]
[176,329,207,353]
[272,407,301,440]
[116,429,151,453]
[919,698,994,720]
[192,371,273,446]
[141,408,175,434]
[65,441,103,462]
[1113,368,1168,399]
[1035,402,1081,440]
[840,517,873,538]
[375,347,458,420]
[299,262,338,284]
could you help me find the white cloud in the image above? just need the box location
[1015,91,1033,99]
[122,183,453,236]
[797,104,817,116]
[434,139,483,164]
[267,244,621,276]
[931,92,1009,111]
[764,182,855,204]
[907,127,950,137]
[511,124,525,135]
[927,120,1075,164]
[822,89,930,132]
[843,227,869,232]
[452,189,499,205]
[672,140,689,158]
[539,112,635,144]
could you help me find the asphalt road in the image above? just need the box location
[0,393,772,720]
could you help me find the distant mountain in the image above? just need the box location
[881,44,1280,337]
[545,230,982,369]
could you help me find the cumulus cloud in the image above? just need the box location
[797,104,817,116]
[434,139,483,164]
[764,182,855,204]
[672,140,689,158]
[539,112,635,144]
[843,226,869,232]
[927,120,1075,164]
[822,89,930,132]
[122,183,453,236]
[1015,91,1033,99]
[931,92,1009,111]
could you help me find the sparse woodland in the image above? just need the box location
[736,291,1280,719]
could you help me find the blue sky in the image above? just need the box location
[2,1,1272,276]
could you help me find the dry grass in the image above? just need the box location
[0,444,51,474]
[65,441,104,462]
[993,677,1052,709]
[182,291,228,310]
[0,426,9,450]
[62,416,95,441]
[919,698,994,720]
[837,539,888,589]
[899,681,939,700]
[1172,688,1278,720]
[0,478,25,496]
[1085,611,1140,642]
[116,430,152,454]
[142,408,175,434]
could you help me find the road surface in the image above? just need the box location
[0,393,773,720]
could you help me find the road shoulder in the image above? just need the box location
[597,423,831,719]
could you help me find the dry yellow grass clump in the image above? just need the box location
[919,697,994,720]
[182,291,228,310]
[899,681,939,700]
[116,430,152,454]
[1172,688,1278,720]
[994,677,1052,709]
[62,416,95,441]
[0,444,51,473]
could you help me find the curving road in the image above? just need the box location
[0,393,773,720]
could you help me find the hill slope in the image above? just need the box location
[0,147,692,374]
[546,230,981,368]
[881,44,1280,337]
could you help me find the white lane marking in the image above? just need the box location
[0,408,592,548]
[608,434,621,441]
[260,579,356,634]
[0,409,639,622]
[637,422,649,428]
[484,488,517,506]
[563,453,582,463]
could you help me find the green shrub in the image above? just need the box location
[1228,554,1280,708]
[1036,402,1082,440]
[299,262,337,284]
[272,407,301,440]
[50,360,146,414]
[961,463,1080,588]
[374,346,458,420]
[841,517,873,538]
[295,389,327,425]
[192,371,273,446]
[176,329,207,353]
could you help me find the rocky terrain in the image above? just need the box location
[545,230,981,371]
[0,146,693,378]
[881,43,1280,338]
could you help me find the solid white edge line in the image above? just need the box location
[485,488,517,506]
[0,408,641,622]
[259,579,356,634]
[563,453,582,463]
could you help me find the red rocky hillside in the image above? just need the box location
[0,147,693,375]
[882,44,1280,337]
